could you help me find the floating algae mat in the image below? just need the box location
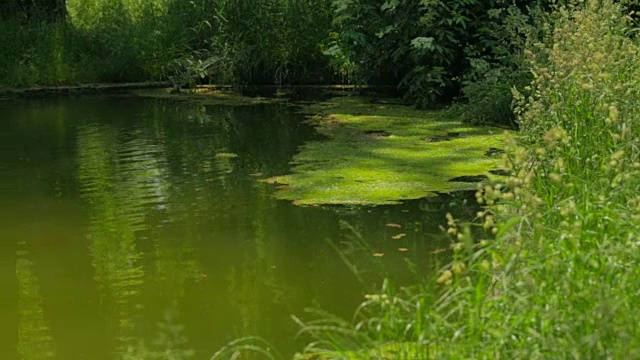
[267,97,505,205]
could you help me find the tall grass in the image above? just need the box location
[0,1,187,85]
[0,20,72,86]
[0,0,333,87]
[213,0,333,85]
[290,1,640,358]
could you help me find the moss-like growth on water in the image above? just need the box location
[132,86,287,106]
[267,97,505,205]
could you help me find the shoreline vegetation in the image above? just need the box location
[281,2,640,359]
[1,0,550,124]
[4,0,640,358]
[0,83,394,96]
[0,81,170,98]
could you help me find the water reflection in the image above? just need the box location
[0,97,475,359]
[77,123,148,356]
[17,244,55,360]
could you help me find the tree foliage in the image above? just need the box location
[326,0,547,108]
[8,0,627,125]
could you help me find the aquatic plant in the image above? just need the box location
[267,96,505,205]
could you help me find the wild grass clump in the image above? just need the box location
[0,0,333,87]
[0,20,75,86]
[293,1,640,358]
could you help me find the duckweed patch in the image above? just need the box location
[267,97,505,205]
[214,152,239,158]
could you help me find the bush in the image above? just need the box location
[326,0,549,109]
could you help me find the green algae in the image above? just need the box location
[131,86,287,106]
[214,152,239,158]
[267,97,506,205]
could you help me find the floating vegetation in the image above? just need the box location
[267,97,506,205]
[214,152,239,159]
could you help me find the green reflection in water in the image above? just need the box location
[227,183,287,339]
[77,124,147,356]
[16,245,55,360]
[77,120,195,358]
[1,97,476,359]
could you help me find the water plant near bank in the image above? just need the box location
[267,96,505,205]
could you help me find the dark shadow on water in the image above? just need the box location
[238,85,402,103]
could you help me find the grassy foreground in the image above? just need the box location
[213,2,640,359]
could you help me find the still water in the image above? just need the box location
[0,96,474,359]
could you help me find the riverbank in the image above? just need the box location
[282,3,640,359]
[0,82,169,99]
[0,84,295,107]
[0,83,391,102]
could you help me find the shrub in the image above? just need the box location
[326,0,549,109]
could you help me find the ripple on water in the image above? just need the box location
[77,124,170,225]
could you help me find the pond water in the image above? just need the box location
[0,96,477,359]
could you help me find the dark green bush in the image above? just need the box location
[326,0,549,111]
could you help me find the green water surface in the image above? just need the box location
[0,96,476,359]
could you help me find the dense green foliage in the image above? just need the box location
[0,0,67,23]
[326,0,543,109]
[217,0,334,84]
[1,0,554,122]
[0,0,334,87]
